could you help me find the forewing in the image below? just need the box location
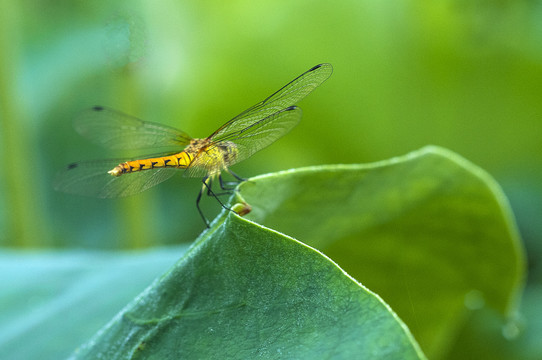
[54,159,177,198]
[221,106,302,165]
[184,106,302,178]
[74,106,192,150]
[208,63,332,140]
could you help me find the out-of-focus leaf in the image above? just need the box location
[444,285,542,360]
[0,248,185,360]
[70,213,426,359]
[236,145,525,359]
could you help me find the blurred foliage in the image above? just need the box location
[0,0,540,358]
[0,246,185,359]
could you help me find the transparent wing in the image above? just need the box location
[185,106,302,178]
[54,159,178,198]
[74,106,193,150]
[208,63,332,141]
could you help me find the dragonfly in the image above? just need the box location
[55,63,333,226]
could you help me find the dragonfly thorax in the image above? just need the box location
[185,138,239,174]
[215,141,239,165]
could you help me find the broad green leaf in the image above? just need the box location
[70,214,425,359]
[236,145,525,359]
[0,248,184,360]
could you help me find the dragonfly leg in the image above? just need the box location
[218,174,239,192]
[202,176,232,210]
[227,169,247,182]
[217,169,247,191]
[205,176,228,196]
[196,178,211,228]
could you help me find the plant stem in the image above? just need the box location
[0,0,48,247]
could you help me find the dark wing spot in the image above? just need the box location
[309,64,322,72]
[92,106,104,111]
[67,163,78,170]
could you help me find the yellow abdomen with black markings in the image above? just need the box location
[108,151,194,177]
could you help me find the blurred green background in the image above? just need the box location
[0,0,540,263]
[1,1,541,358]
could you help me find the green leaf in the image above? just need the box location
[3,146,522,359]
[236,145,525,359]
[444,285,542,360]
[70,214,425,359]
[0,248,185,360]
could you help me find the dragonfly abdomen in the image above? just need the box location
[108,151,193,177]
